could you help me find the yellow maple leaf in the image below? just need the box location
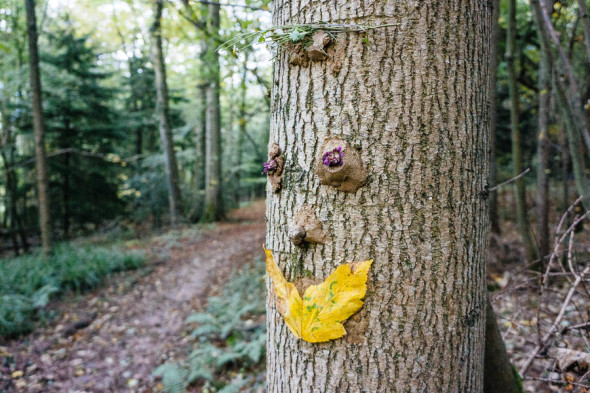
[264,248,372,343]
[264,248,303,339]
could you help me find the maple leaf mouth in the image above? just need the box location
[264,248,373,343]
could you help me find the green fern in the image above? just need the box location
[152,363,187,393]
[154,257,267,391]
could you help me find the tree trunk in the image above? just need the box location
[506,0,537,262]
[150,0,183,224]
[265,1,492,391]
[62,119,71,239]
[560,124,570,214]
[484,294,522,393]
[490,0,501,235]
[62,150,71,238]
[0,103,29,254]
[577,0,590,64]
[201,2,223,222]
[234,61,248,207]
[25,0,51,256]
[1,150,21,256]
[193,79,207,221]
[536,0,590,152]
[536,0,552,265]
[531,0,590,212]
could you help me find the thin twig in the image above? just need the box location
[564,321,590,331]
[543,211,590,286]
[488,168,531,192]
[524,377,590,389]
[567,229,577,280]
[187,0,269,11]
[520,266,590,375]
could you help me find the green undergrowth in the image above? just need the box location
[0,244,144,338]
[153,257,266,393]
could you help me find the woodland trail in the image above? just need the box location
[0,201,266,393]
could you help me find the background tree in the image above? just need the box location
[24,0,51,256]
[506,0,537,262]
[42,26,127,236]
[535,0,552,263]
[201,1,223,222]
[265,1,492,391]
[150,0,183,223]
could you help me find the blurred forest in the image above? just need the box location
[0,0,271,254]
[0,0,589,392]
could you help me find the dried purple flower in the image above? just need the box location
[263,159,279,174]
[322,147,343,167]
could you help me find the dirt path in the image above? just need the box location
[1,201,266,393]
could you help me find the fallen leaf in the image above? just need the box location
[11,370,24,379]
[549,347,590,373]
[265,248,372,343]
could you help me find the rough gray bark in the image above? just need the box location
[536,0,552,264]
[150,0,183,223]
[490,0,500,235]
[201,2,223,222]
[506,0,537,262]
[484,294,522,393]
[265,1,492,391]
[25,0,51,256]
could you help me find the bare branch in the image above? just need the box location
[520,265,590,375]
[488,168,531,192]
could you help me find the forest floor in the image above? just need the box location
[1,197,589,393]
[0,200,266,393]
[488,214,590,393]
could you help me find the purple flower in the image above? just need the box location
[322,147,343,167]
[263,159,279,174]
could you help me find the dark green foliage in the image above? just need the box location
[0,244,144,338]
[153,257,266,392]
[39,23,127,235]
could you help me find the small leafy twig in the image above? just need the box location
[217,22,399,53]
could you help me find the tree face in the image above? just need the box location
[265,2,493,392]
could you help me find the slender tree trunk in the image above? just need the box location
[234,62,247,207]
[193,80,207,220]
[1,151,20,256]
[201,2,223,222]
[266,1,492,391]
[531,0,590,212]
[25,0,51,256]
[62,150,71,238]
[490,0,501,235]
[560,124,570,213]
[576,0,590,70]
[0,105,29,253]
[507,0,537,262]
[536,0,590,152]
[61,119,71,238]
[225,72,236,208]
[536,0,552,264]
[150,0,183,223]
